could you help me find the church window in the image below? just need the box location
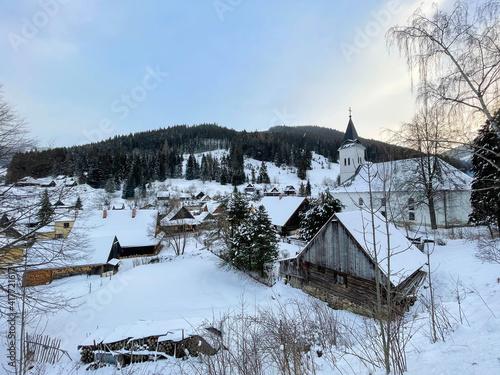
[348,158,351,166]
[381,198,386,207]
[344,158,347,166]
[409,211,415,221]
[358,197,363,206]
[408,197,415,211]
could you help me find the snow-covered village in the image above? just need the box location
[1,1,500,375]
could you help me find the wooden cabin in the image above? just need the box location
[284,185,297,196]
[264,186,280,196]
[258,196,310,235]
[279,210,427,315]
[160,206,198,232]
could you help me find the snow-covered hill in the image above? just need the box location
[1,153,499,374]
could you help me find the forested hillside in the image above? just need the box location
[6,123,417,190]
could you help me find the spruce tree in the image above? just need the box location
[74,196,83,210]
[306,179,312,196]
[37,189,54,226]
[185,154,197,180]
[257,161,270,184]
[251,205,279,277]
[300,190,343,241]
[470,113,500,233]
[230,205,279,277]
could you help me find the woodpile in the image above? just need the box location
[79,334,217,365]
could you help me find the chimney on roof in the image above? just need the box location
[103,209,107,218]
[132,208,136,218]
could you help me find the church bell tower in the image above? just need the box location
[338,109,366,184]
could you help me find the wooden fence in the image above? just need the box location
[26,333,71,365]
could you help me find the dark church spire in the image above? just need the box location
[343,107,359,143]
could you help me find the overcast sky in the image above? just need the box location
[0,0,446,148]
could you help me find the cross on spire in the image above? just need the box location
[348,107,352,119]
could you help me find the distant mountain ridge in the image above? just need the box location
[6,123,418,187]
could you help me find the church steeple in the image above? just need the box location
[338,109,366,184]
[342,107,359,144]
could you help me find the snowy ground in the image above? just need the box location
[1,228,499,374]
[1,156,500,374]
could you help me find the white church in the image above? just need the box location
[332,114,473,229]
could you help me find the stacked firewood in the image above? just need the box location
[79,334,217,364]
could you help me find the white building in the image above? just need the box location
[334,116,472,228]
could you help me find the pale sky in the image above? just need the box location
[0,0,444,148]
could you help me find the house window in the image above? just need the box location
[336,274,347,287]
[381,198,386,207]
[63,222,70,228]
[408,198,415,211]
[409,211,415,221]
[55,233,64,239]
[358,197,364,206]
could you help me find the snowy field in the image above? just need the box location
[1,156,499,374]
[1,230,499,374]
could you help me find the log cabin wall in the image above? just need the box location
[300,219,386,283]
[279,218,394,314]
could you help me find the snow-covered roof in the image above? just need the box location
[258,196,308,227]
[82,209,158,248]
[26,234,117,268]
[203,201,222,214]
[334,210,427,286]
[334,158,472,193]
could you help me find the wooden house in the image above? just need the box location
[264,186,281,196]
[279,210,427,315]
[24,209,160,286]
[258,196,309,235]
[23,235,121,286]
[284,185,297,196]
[36,215,76,240]
[160,206,198,232]
[202,201,224,216]
[157,191,170,201]
[244,184,256,193]
[15,176,40,187]
[0,214,25,271]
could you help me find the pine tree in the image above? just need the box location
[470,113,500,233]
[122,177,136,199]
[251,205,279,277]
[257,161,270,184]
[37,189,54,225]
[306,179,312,196]
[300,190,343,241]
[299,182,306,197]
[230,205,279,277]
[74,196,83,210]
[227,191,250,230]
[200,154,210,182]
[185,154,197,180]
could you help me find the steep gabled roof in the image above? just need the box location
[258,196,308,227]
[334,210,426,286]
[343,116,359,143]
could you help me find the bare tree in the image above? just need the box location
[0,87,33,166]
[0,89,83,375]
[387,0,500,135]
[390,105,463,229]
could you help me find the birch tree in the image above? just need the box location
[387,0,500,135]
